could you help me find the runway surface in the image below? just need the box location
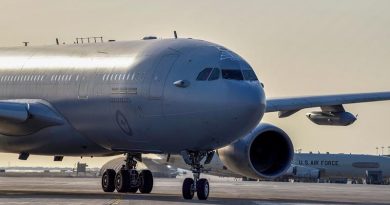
[0,177,389,205]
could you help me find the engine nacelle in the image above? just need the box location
[217,123,294,179]
[306,111,356,126]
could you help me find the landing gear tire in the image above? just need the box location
[196,178,209,200]
[102,153,154,195]
[139,170,154,194]
[180,150,214,200]
[128,186,138,193]
[102,169,116,192]
[182,178,195,200]
[115,170,130,193]
[128,170,139,193]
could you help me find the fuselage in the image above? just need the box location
[292,153,390,178]
[0,38,265,156]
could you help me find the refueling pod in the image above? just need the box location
[306,111,356,126]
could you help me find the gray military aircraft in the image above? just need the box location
[0,37,389,200]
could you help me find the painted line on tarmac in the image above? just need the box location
[106,195,123,205]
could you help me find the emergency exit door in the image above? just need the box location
[78,75,89,99]
[149,54,178,99]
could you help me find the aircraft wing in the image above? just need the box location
[266,92,390,118]
[0,100,64,136]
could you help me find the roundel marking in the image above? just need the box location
[116,110,133,136]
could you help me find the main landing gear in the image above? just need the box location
[181,150,214,200]
[101,153,153,194]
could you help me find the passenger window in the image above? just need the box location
[196,68,212,81]
[208,68,220,81]
[222,69,243,80]
[131,73,135,80]
[242,70,258,81]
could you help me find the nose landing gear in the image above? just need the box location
[181,150,214,200]
[101,153,153,194]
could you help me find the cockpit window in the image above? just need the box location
[196,68,212,81]
[222,69,243,80]
[208,68,220,81]
[242,70,258,81]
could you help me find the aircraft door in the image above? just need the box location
[149,54,179,99]
[78,75,89,99]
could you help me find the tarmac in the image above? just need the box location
[0,177,389,205]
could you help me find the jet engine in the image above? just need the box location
[217,123,294,179]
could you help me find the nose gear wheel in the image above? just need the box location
[181,150,214,200]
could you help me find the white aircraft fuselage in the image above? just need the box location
[292,153,390,178]
[0,39,265,156]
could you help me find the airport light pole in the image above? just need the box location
[376,147,379,155]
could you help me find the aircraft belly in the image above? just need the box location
[0,123,110,156]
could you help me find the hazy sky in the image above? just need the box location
[0,0,389,167]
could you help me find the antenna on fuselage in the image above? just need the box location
[174,31,178,39]
[22,42,29,47]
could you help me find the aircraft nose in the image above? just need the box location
[223,81,265,137]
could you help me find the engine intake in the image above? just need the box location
[218,123,294,179]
